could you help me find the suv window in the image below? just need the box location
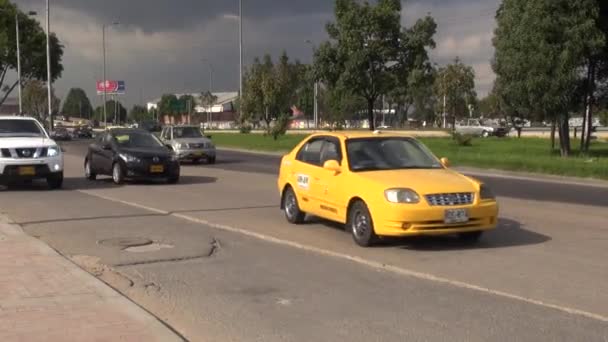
[0,119,45,137]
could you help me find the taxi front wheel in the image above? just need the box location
[283,187,305,224]
[348,201,378,247]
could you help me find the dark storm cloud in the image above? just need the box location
[16,0,333,32]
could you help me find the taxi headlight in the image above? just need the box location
[384,188,420,204]
[480,184,495,200]
[47,146,60,157]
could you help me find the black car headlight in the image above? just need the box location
[119,153,141,163]
[480,184,495,200]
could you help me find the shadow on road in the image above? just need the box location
[0,175,218,192]
[388,218,550,251]
[304,216,550,251]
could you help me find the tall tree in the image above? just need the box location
[23,80,59,125]
[313,0,436,131]
[579,1,607,152]
[129,105,149,123]
[321,84,365,129]
[94,100,126,124]
[241,52,302,133]
[493,0,604,156]
[157,94,179,117]
[0,1,64,107]
[61,88,93,118]
[434,58,477,128]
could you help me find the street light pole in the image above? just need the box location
[306,40,318,130]
[15,13,22,115]
[45,0,53,133]
[102,22,119,128]
[239,0,243,106]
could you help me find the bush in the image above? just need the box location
[451,131,474,146]
[239,125,252,134]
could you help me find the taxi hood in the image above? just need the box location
[355,168,478,195]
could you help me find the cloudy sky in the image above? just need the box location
[15,0,500,108]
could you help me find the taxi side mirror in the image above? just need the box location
[323,160,341,174]
[440,157,450,168]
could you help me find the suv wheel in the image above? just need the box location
[47,173,64,190]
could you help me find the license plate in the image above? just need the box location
[18,166,35,176]
[150,165,164,173]
[444,209,469,224]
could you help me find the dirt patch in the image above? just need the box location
[71,254,134,289]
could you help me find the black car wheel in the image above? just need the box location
[208,156,216,164]
[282,186,305,224]
[348,200,378,247]
[168,175,180,184]
[112,163,124,185]
[47,173,64,190]
[192,158,201,165]
[85,159,96,180]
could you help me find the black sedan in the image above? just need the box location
[84,128,180,184]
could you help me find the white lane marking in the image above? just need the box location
[78,189,608,323]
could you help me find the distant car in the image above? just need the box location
[139,120,162,132]
[84,128,180,185]
[455,118,508,137]
[160,125,216,164]
[277,131,499,247]
[51,127,72,141]
[0,116,64,189]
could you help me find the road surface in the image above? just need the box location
[0,140,606,341]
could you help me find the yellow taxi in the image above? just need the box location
[277,131,499,247]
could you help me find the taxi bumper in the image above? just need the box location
[372,200,499,237]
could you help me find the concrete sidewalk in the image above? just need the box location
[0,215,183,341]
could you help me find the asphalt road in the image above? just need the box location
[0,139,606,341]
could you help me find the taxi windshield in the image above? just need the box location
[346,137,442,172]
[174,127,203,138]
[113,132,163,148]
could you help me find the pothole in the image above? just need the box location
[98,237,153,248]
[125,242,174,253]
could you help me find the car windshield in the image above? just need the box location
[346,137,442,172]
[113,131,163,148]
[0,119,45,138]
[173,127,203,138]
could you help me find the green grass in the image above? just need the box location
[211,133,608,180]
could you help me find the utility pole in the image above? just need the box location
[442,73,447,129]
[239,0,243,111]
[16,13,22,115]
[314,82,318,129]
[46,0,53,133]
[102,22,119,128]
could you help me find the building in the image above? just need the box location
[0,98,19,115]
[146,92,239,129]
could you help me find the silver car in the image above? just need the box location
[160,125,216,164]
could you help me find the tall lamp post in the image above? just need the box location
[305,40,318,129]
[45,0,54,133]
[102,21,119,128]
[238,0,243,115]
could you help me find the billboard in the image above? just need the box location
[96,80,125,95]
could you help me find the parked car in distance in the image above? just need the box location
[51,127,72,141]
[455,118,508,137]
[84,128,180,185]
[160,125,216,164]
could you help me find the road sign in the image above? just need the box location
[96,80,126,95]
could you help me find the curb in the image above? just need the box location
[217,147,608,188]
[0,214,185,342]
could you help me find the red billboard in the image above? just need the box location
[96,80,125,95]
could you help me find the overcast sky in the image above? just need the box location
[15,0,500,108]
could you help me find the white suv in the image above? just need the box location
[0,116,64,189]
